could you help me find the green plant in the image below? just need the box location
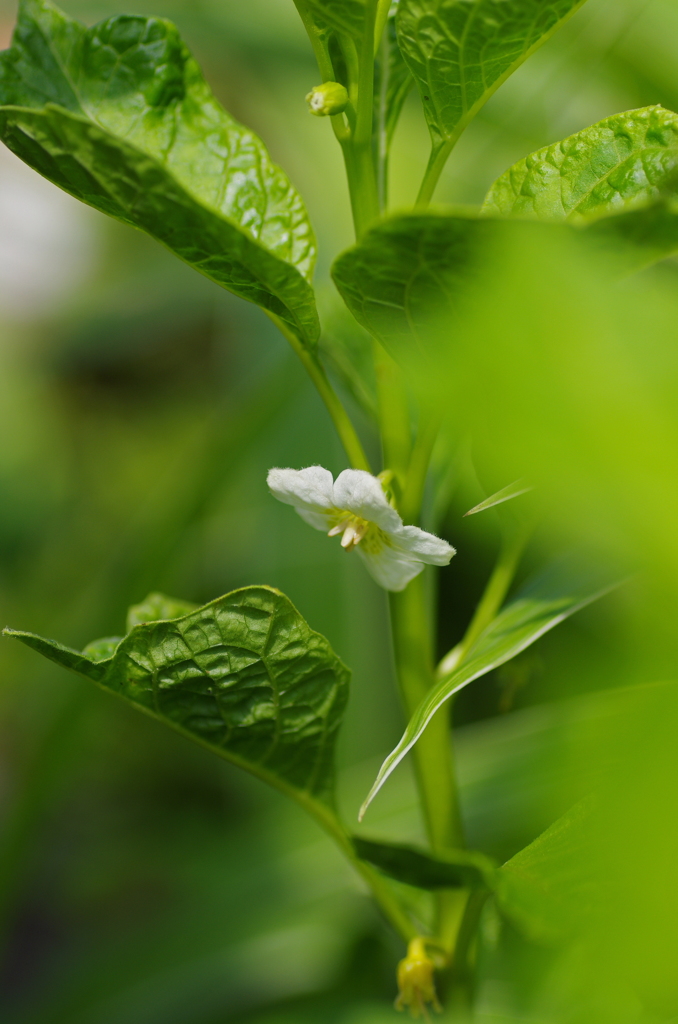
[1,0,677,1016]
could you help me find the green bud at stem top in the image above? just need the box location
[306,82,349,117]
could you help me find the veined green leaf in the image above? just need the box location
[483,106,678,223]
[353,836,497,889]
[126,592,198,631]
[359,569,615,819]
[464,480,533,517]
[332,210,525,363]
[494,799,596,942]
[301,0,367,39]
[0,0,319,346]
[397,0,588,155]
[4,587,349,805]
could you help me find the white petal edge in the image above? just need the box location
[333,469,402,533]
[268,466,335,520]
[356,545,425,591]
[392,525,456,566]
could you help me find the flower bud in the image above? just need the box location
[305,82,349,117]
[395,938,442,1019]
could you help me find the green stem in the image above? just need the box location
[301,798,417,942]
[373,341,411,490]
[375,26,390,211]
[268,314,371,472]
[417,141,452,207]
[341,139,380,238]
[400,413,441,524]
[444,889,488,1008]
[291,0,335,81]
[342,0,379,236]
[389,576,464,853]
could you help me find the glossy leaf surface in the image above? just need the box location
[397,0,588,152]
[0,0,319,345]
[360,569,614,818]
[4,587,349,805]
[353,836,497,890]
[483,106,678,223]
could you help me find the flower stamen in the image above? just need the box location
[328,516,370,551]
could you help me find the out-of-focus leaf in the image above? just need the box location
[483,106,678,223]
[464,480,533,517]
[494,799,597,942]
[353,836,497,889]
[397,0,588,157]
[4,587,350,805]
[0,0,319,346]
[583,194,678,271]
[360,568,615,819]
[126,591,198,631]
[332,211,548,363]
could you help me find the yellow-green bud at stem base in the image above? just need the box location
[395,937,442,1019]
[305,82,348,117]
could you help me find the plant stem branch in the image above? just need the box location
[306,798,417,941]
[268,314,371,472]
[389,576,464,853]
[401,413,441,524]
[373,341,411,490]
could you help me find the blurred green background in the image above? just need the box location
[0,1,677,1021]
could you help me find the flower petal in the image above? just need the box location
[391,526,455,566]
[333,469,402,533]
[267,466,335,531]
[356,544,425,592]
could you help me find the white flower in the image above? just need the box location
[267,466,455,592]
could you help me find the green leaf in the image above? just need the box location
[126,592,198,631]
[0,0,319,346]
[298,0,367,40]
[376,13,414,148]
[583,194,678,272]
[464,480,533,517]
[483,106,678,223]
[494,799,596,942]
[397,0,588,154]
[332,210,523,363]
[359,567,616,819]
[353,836,497,889]
[4,586,350,805]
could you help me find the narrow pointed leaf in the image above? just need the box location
[4,587,349,805]
[483,106,678,223]
[0,0,319,345]
[360,570,615,819]
[464,480,533,516]
[353,836,497,890]
[397,0,588,154]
